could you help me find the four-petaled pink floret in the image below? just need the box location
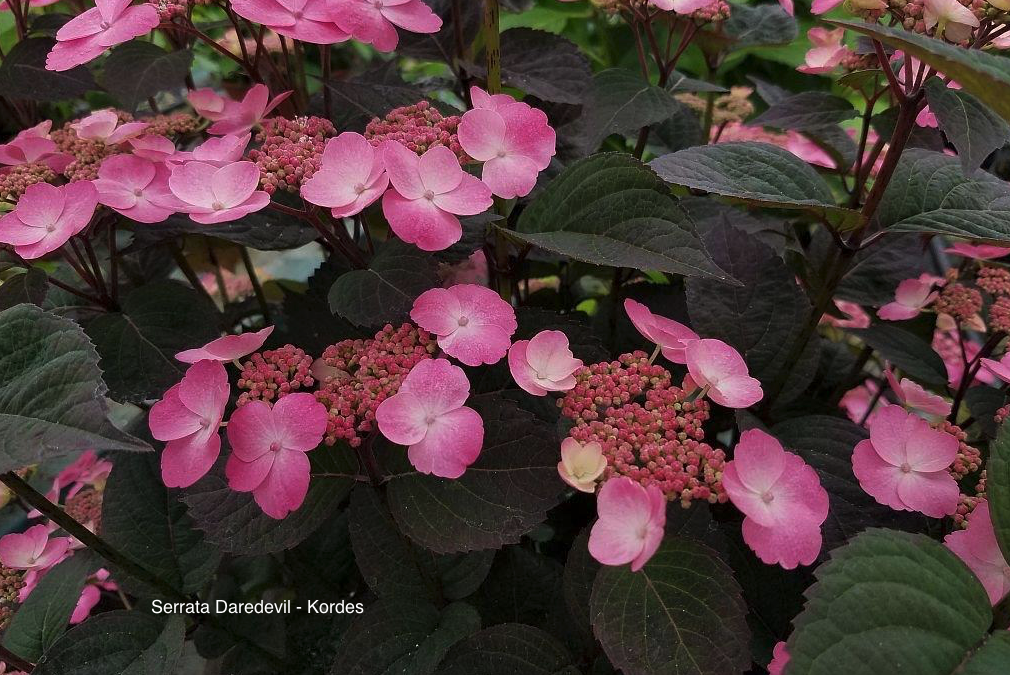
[587,476,666,572]
[188,84,292,136]
[508,330,583,396]
[330,0,443,53]
[0,181,98,259]
[176,326,275,364]
[46,0,160,72]
[410,284,517,366]
[623,298,699,364]
[683,338,764,409]
[163,160,271,224]
[93,154,180,224]
[0,525,72,572]
[302,132,390,217]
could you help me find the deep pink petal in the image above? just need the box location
[225,451,274,492]
[375,391,430,446]
[741,516,822,569]
[431,172,493,215]
[149,384,202,441]
[382,190,462,251]
[272,392,327,452]
[161,432,221,488]
[852,439,906,512]
[895,470,959,518]
[381,0,443,33]
[226,400,279,462]
[458,109,507,162]
[419,145,465,195]
[407,406,483,478]
[382,141,425,199]
[252,449,311,519]
[397,358,472,415]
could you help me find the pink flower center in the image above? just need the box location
[900,462,912,473]
[496,149,507,158]
[100,21,111,30]
[199,418,211,428]
[424,414,436,425]
[133,188,144,197]
[269,441,281,452]
[422,189,435,201]
[457,316,469,327]
[373,0,383,7]
[354,183,366,195]
[291,9,302,19]
[212,201,224,211]
[761,491,774,504]
[45,222,56,233]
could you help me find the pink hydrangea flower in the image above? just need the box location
[46,0,160,71]
[840,379,881,426]
[148,360,229,488]
[176,326,274,364]
[768,642,790,675]
[981,353,1010,384]
[301,132,389,218]
[798,27,848,74]
[945,501,1010,605]
[93,154,179,224]
[70,569,116,624]
[164,160,270,224]
[381,141,493,251]
[71,110,148,145]
[188,85,292,136]
[683,339,763,409]
[0,525,71,571]
[558,437,606,493]
[812,0,884,12]
[723,429,828,569]
[0,125,71,171]
[944,242,1010,260]
[458,87,556,199]
[623,298,699,364]
[231,0,348,44]
[375,358,484,479]
[884,370,951,417]
[587,476,666,572]
[924,0,979,42]
[410,284,517,366]
[820,299,871,329]
[225,392,328,519]
[0,181,98,259]
[508,330,582,396]
[167,134,251,168]
[331,0,442,52]
[877,276,939,320]
[851,404,959,518]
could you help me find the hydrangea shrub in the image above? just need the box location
[1,0,1010,673]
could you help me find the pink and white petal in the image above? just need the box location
[57,181,99,236]
[508,341,550,396]
[729,429,786,495]
[161,432,221,488]
[55,8,104,41]
[419,145,465,195]
[722,463,780,528]
[46,36,106,72]
[95,5,160,47]
[34,537,71,569]
[877,302,921,321]
[149,385,202,441]
[851,439,906,512]
[398,358,471,414]
[381,0,443,33]
[524,331,582,381]
[741,516,822,569]
[252,449,311,519]
[226,400,279,461]
[708,374,763,409]
[211,161,260,208]
[382,141,425,199]
[410,287,466,336]
[480,154,540,200]
[501,105,556,168]
[895,469,959,518]
[866,404,918,467]
[458,109,507,162]
[330,174,388,218]
[382,190,462,251]
[176,326,274,363]
[15,182,65,229]
[630,520,664,572]
[178,360,229,419]
[375,391,431,446]
[407,406,483,478]
[169,162,218,208]
[272,392,327,452]
[432,172,493,215]
[588,517,644,567]
[225,451,274,492]
[437,323,512,366]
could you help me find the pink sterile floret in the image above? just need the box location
[623,298,699,364]
[313,323,436,448]
[884,369,951,417]
[0,181,98,259]
[797,27,848,74]
[231,0,348,44]
[851,404,959,518]
[168,134,251,168]
[301,131,389,217]
[237,344,316,404]
[508,330,583,396]
[944,242,1010,260]
[458,87,556,199]
[0,525,71,571]
[331,0,442,53]
[71,568,117,624]
[722,429,829,569]
[71,109,148,146]
[981,352,1010,385]
[46,0,160,72]
[93,154,179,224]
[0,124,71,172]
[364,101,467,163]
[558,438,607,493]
[560,352,728,506]
[381,142,493,251]
[149,360,230,488]
[410,284,517,366]
[684,338,764,409]
[878,276,939,320]
[226,392,328,519]
[188,84,292,136]
[587,476,666,572]
[176,326,275,364]
[164,160,271,224]
[945,501,1010,605]
[248,116,336,195]
[376,358,484,479]
[128,134,177,163]
[767,642,790,675]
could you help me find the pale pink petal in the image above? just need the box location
[431,172,493,216]
[176,326,275,363]
[895,469,959,518]
[252,449,311,519]
[382,141,425,199]
[149,385,202,441]
[397,358,472,415]
[382,190,462,251]
[741,517,822,569]
[410,287,466,336]
[272,392,327,452]
[169,162,218,208]
[458,108,507,162]
[375,391,431,446]
[381,0,443,33]
[480,154,540,200]
[211,161,260,208]
[407,406,483,478]
[419,145,465,195]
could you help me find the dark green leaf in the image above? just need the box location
[962,632,1010,674]
[102,41,193,111]
[101,452,220,595]
[562,528,598,629]
[925,78,1010,172]
[651,101,703,154]
[752,92,858,131]
[469,546,565,629]
[650,142,862,229]
[182,443,356,555]
[848,324,948,386]
[0,304,151,470]
[786,529,992,675]
[987,421,1010,564]
[348,485,493,602]
[36,611,185,675]
[331,599,481,675]
[0,268,48,311]
[128,211,319,252]
[773,416,927,551]
[480,28,591,104]
[384,396,562,554]
[590,537,750,675]
[396,0,482,63]
[964,386,1006,439]
[328,239,440,328]
[832,20,1010,123]
[723,5,797,49]
[0,38,96,102]
[834,233,927,306]
[686,221,821,409]
[2,552,97,662]
[437,624,576,675]
[667,71,727,93]
[85,281,220,403]
[513,153,731,281]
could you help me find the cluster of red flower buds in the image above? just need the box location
[365,101,469,164]
[559,352,728,507]
[248,116,336,195]
[0,162,57,201]
[237,344,316,405]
